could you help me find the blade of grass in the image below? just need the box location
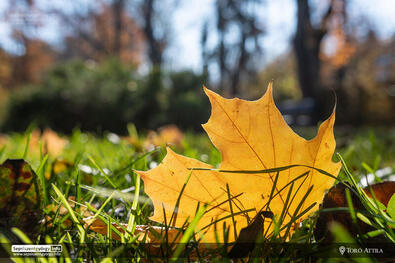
[85,203,125,239]
[259,171,281,237]
[101,246,125,263]
[286,184,314,223]
[36,154,49,206]
[277,182,294,232]
[91,191,116,222]
[0,145,6,160]
[169,170,192,227]
[162,204,170,258]
[61,244,73,263]
[191,164,338,181]
[58,234,67,244]
[263,171,309,237]
[11,227,33,244]
[39,139,43,161]
[339,154,395,242]
[345,188,358,225]
[125,173,141,240]
[52,183,86,243]
[107,216,111,243]
[226,183,238,240]
[172,204,208,260]
[72,183,140,202]
[66,232,74,251]
[268,171,310,203]
[115,147,160,175]
[23,132,31,159]
[272,182,295,239]
[11,228,48,263]
[0,234,25,263]
[279,201,316,233]
[75,169,81,204]
[199,208,255,232]
[264,171,280,211]
[44,236,57,263]
[87,154,118,189]
[362,229,386,239]
[282,175,311,238]
[205,192,244,214]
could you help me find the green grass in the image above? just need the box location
[0,126,394,262]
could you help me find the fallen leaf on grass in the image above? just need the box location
[83,217,182,244]
[314,181,395,242]
[137,83,341,242]
[0,159,41,238]
[44,196,93,228]
[52,159,73,174]
[41,129,68,156]
[29,129,68,156]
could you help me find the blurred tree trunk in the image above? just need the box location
[141,0,163,68]
[200,21,209,81]
[214,0,263,96]
[293,0,335,120]
[230,33,247,96]
[216,0,227,93]
[294,0,331,97]
[113,0,124,56]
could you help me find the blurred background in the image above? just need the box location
[0,0,394,134]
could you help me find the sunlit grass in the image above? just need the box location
[0,127,394,261]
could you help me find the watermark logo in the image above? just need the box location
[11,245,62,257]
[338,245,384,256]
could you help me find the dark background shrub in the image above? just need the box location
[1,59,210,134]
[166,70,210,130]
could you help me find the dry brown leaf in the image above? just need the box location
[44,196,93,228]
[137,82,341,242]
[0,159,41,237]
[29,129,68,156]
[83,217,182,244]
[314,181,395,242]
[41,129,68,156]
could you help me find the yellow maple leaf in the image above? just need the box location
[137,82,341,242]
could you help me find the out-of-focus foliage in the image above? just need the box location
[166,70,210,130]
[323,34,395,125]
[0,60,209,134]
[0,39,55,88]
[243,36,395,125]
[0,88,8,125]
[62,2,145,65]
[243,53,302,101]
[2,59,138,133]
[0,49,12,89]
